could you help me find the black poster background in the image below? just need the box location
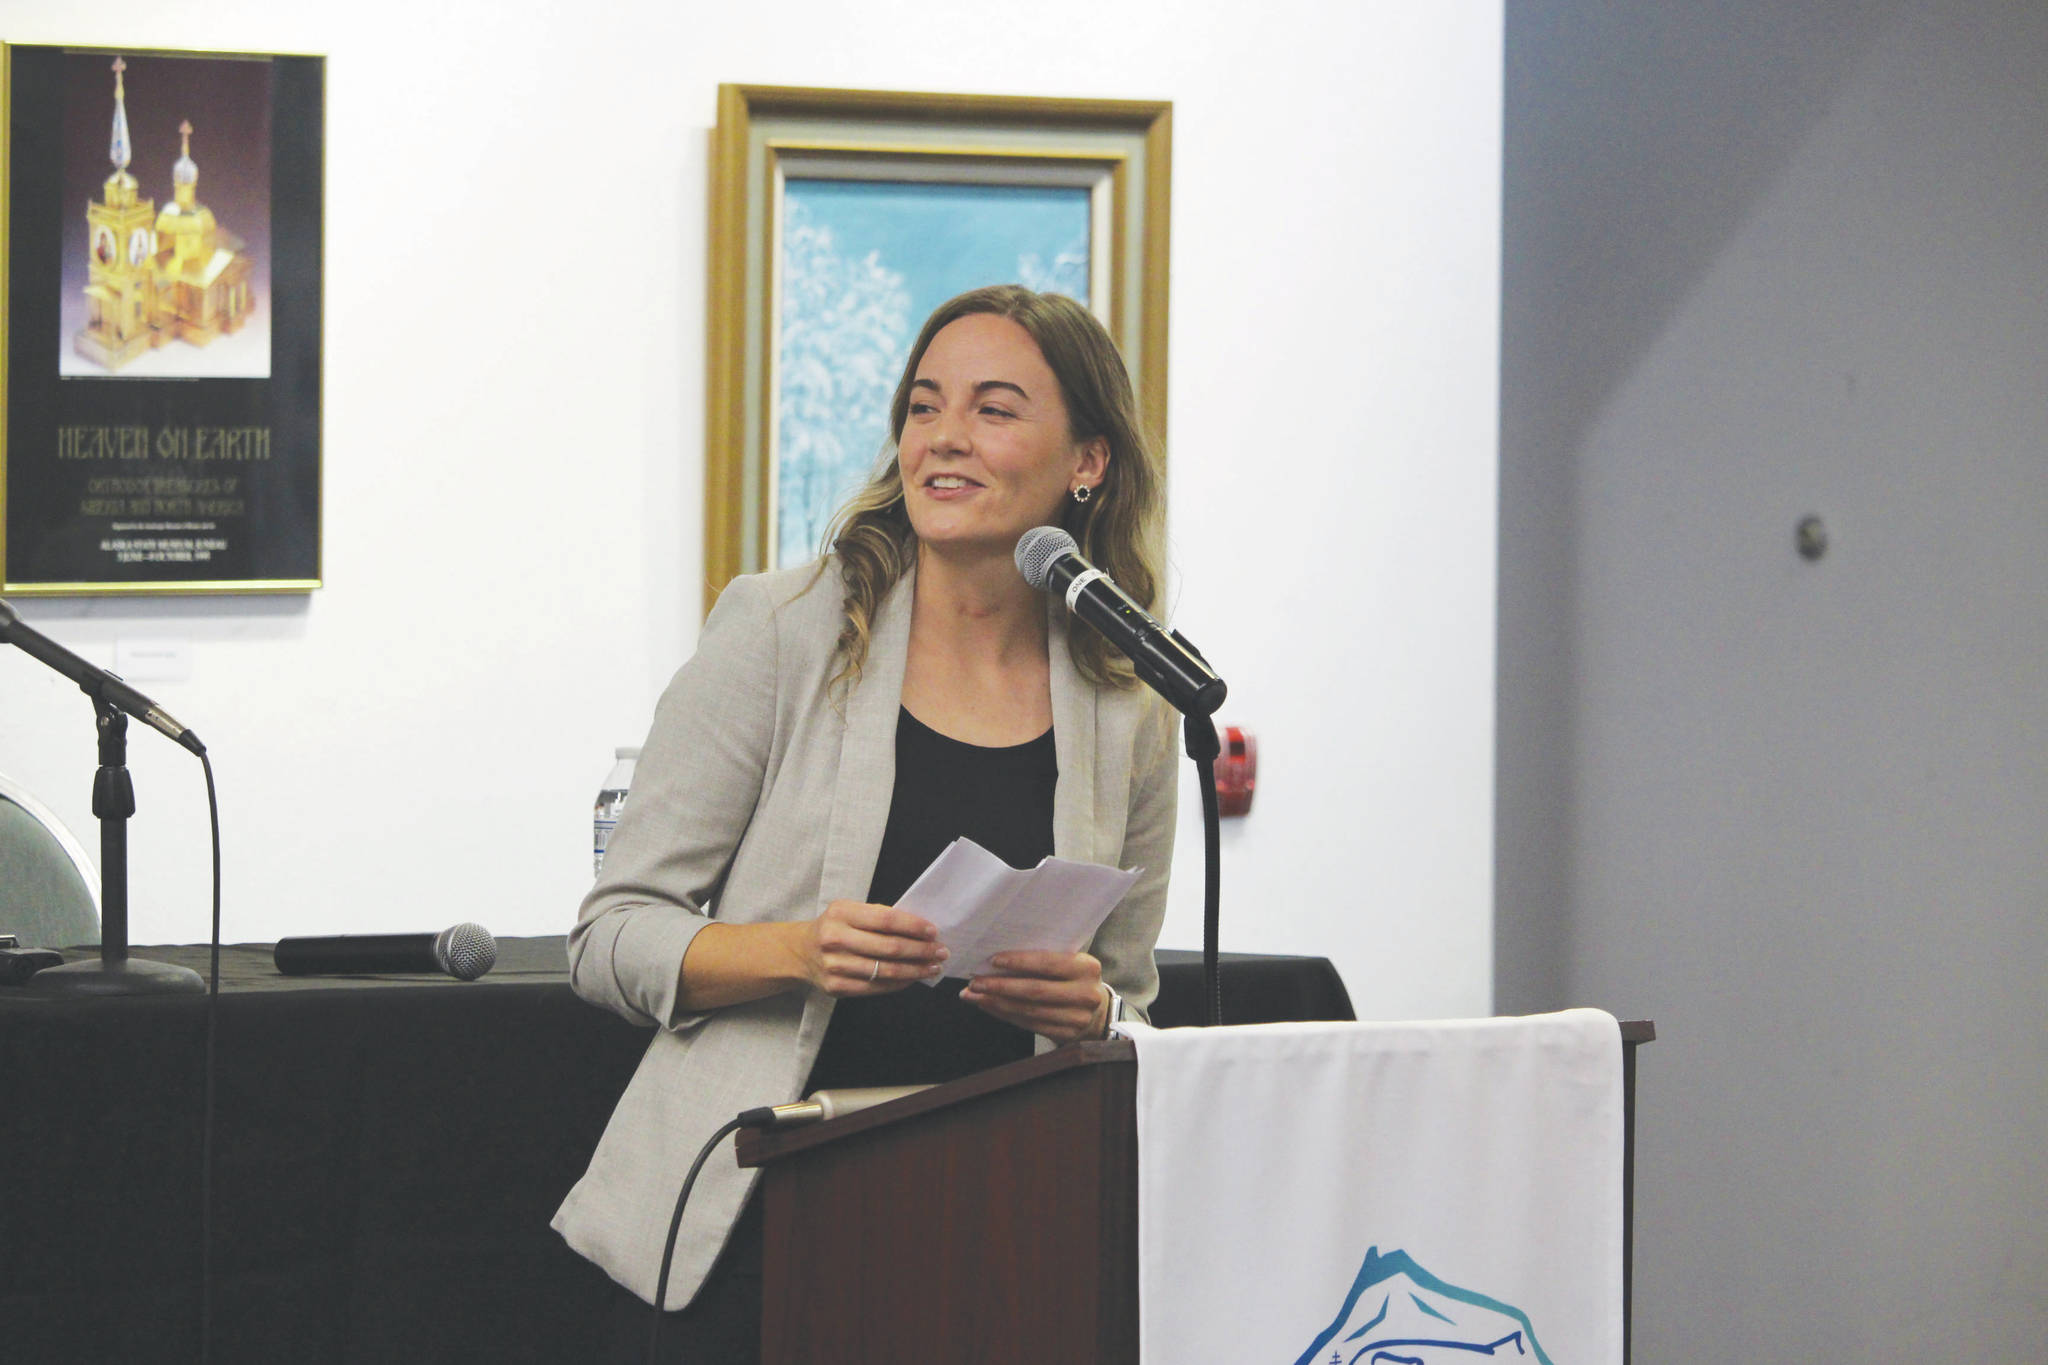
[3,47,322,592]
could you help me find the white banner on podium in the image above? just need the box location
[1125,1010,1623,1365]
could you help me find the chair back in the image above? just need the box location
[0,771,101,949]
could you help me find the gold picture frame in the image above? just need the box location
[704,83,1171,615]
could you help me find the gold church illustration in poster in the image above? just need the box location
[61,53,270,380]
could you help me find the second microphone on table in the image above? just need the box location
[274,923,498,981]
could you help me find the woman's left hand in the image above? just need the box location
[961,950,1110,1045]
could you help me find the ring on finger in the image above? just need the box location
[868,958,881,983]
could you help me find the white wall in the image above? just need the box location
[1500,0,2048,1354]
[0,1,1501,1019]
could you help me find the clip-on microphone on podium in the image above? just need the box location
[736,1083,932,1130]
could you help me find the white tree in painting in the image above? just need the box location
[1016,233,1090,300]
[777,198,913,565]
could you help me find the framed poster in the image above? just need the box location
[705,84,1171,613]
[1,44,323,595]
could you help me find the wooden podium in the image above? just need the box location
[737,1040,1140,1363]
[738,1022,1655,1365]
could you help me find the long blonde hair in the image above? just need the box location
[823,285,1166,689]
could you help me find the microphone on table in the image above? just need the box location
[273,923,498,981]
[1013,526,1227,717]
[0,597,205,755]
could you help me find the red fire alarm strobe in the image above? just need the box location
[1215,725,1256,817]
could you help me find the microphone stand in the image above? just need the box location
[26,696,204,996]
[1183,711,1224,1027]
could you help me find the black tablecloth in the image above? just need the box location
[0,939,1351,1363]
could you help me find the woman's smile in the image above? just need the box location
[921,473,985,498]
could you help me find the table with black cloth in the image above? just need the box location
[0,938,1352,1364]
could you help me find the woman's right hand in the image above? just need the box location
[795,899,948,997]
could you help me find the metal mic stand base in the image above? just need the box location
[25,955,205,996]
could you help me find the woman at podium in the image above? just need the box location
[554,285,1179,1362]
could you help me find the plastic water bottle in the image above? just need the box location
[593,747,639,876]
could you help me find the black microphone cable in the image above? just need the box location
[199,751,223,1365]
[648,1113,749,1365]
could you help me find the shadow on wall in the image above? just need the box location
[1493,0,1906,1014]
[1503,0,1906,461]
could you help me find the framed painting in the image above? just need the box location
[705,84,1170,612]
[1,43,323,595]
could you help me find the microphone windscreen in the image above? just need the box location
[433,923,498,981]
[1014,525,1079,591]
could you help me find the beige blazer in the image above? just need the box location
[552,560,1178,1308]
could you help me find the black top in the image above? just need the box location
[804,707,1057,1092]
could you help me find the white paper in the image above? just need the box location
[894,837,1141,981]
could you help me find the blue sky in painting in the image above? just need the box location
[774,178,1091,565]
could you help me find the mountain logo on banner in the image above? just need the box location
[1292,1246,1555,1365]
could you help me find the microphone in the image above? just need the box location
[273,923,498,980]
[0,597,205,755]
[737,1085,933,1129]
[1014,527,1226,717]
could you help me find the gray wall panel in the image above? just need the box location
[1499,0,2048,1354]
